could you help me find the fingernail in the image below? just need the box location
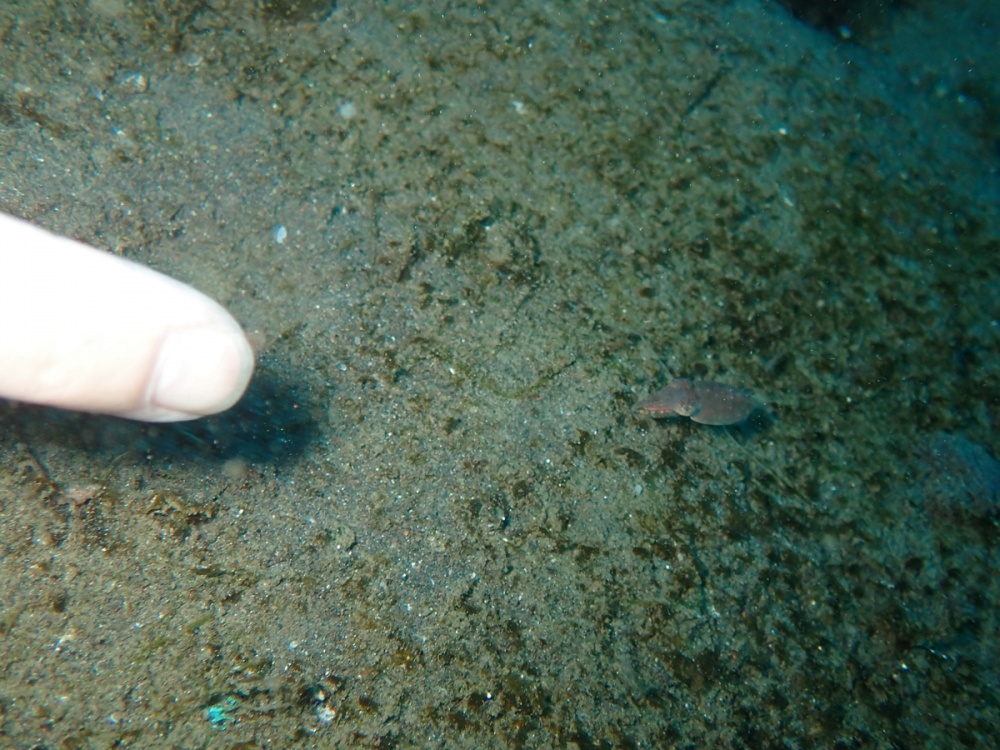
[146,321,254,421]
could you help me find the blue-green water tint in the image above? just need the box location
[0,0,997,747]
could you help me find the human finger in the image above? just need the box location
[0,213,254,421]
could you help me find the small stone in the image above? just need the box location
[118,72,149,94]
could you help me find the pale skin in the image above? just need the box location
[0,213,254,421]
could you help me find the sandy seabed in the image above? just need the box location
[1,0,998,747]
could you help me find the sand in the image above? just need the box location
[1,0,998,746]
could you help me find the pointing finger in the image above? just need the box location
[0,213,255,421]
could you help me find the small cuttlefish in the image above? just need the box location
[634,378,759,426]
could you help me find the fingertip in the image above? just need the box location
[122,319,255,422]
